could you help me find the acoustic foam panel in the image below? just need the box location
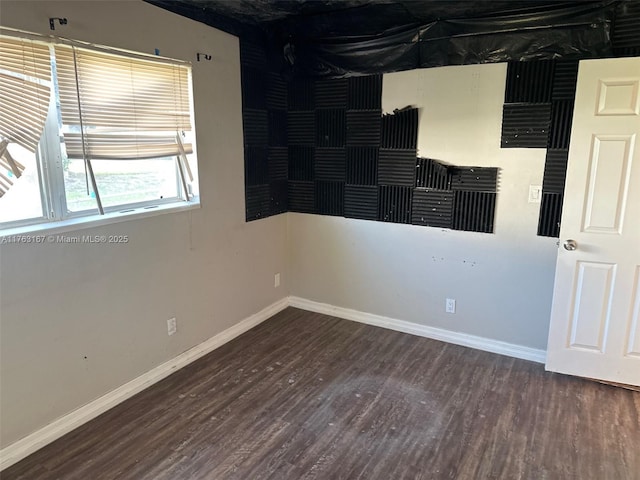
[381,108,418,149]
[268,109,288,147]
[268,147,288,181]
[378,149,417,186]
[453,191,496,233]
[241,66,267,110]
[346,110,382,146]
[504,61,554,103]
[548,101,574,149]
[411,188,454,228]
[379,185,412,224]
[450,167,498,192]
[612,2,640,56]
[270,180,288,214]
[542,149,568,194]
[246,185,271,221]
[348,75,383,110]
[538,193,564,237]
[552,61,579,100]
[288,146,314,181]
[289,80,315,110]
[243,108,269,146]
[346,146,379,185]
[240,42,267,69]
[315,181,344,216]
[501,104,551,148]
[344,185,379,220]
[288,181,315,213]
[315,79,349,108]
[288,111,316,145]
[244,146,268,186]
[315,148,346,182]
[266,72,288,110]
[416,158,450,189]
[316,109,346,147]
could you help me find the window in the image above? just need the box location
[0,31,199,231]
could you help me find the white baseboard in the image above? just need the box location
[289,296,547,364]
[0,297,289,472]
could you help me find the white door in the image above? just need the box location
[546,57,640,386]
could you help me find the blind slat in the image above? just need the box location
[63,132,193,160]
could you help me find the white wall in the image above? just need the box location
[0,1,288,448]
[289,64,559,350]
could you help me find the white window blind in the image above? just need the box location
[54,44,193,160]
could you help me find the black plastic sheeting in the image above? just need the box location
[149,0,625,78]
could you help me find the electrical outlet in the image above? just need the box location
[167,317,177,336]
[274,273,280,288]
[445,298,456,314]
[528,185,542,203]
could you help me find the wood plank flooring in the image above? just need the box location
[3,307,640,479]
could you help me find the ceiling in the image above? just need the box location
[148,0,624,77]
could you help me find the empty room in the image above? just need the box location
[0,0,639,478]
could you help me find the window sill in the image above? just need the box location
[0,199,201,239]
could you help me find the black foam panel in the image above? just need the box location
[241,67,266,110]
[270,180,288,214]
[379,185,412,223]
[316,109,346,147]
[538,193,564,237]
[266,72,288,110]
[243,109,268,146]
[288,111,316,145]
[450,167,498,192]
[246,185,271,221]
[552,61,579,100]
[381,108,418,149]
[501,104,551,148]
[288,146,315,181]
[416,158,450,189]
[453,191,495,233]
[542,149,568,194]
[288,181,315,213]
[505,61,554,104]
[612,2,640,56]
[315,79,349,108]
[344,185,379,220]
[315,181,344,216]
[348,75,383,110]
[240,42,266,69]
[346,110,382,146]
[412,188,454,228]
[268,147,288,181]
[315,148,346,182]
[244,146,268,186]
[268,109,288,147]
[378,149,417,186]
[289,80,315,110]
[346,147,378,185]
[548,101,574,149]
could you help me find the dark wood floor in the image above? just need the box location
[3,307,640,480]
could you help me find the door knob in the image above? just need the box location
[563,239,578,251]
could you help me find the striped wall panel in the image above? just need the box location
[266,72,288,110]
[379,186,412,224]
[344,185,379,220]
[378,149,417,186]
[537,193,564,237]
[316,109,346,147]
[315,148,346,182]
[501,104,551,148]
[346,147,378,185]
[348,75,383,110]
[268,109,288,147]
[243,108,269,146]
[268,147,288,181]
[289,80,315,110]
[246,185,271,221]
[316,79,349,108]
[244,146,268,186]
[288,181,315,213]
[288,146,315,181]
[315,181,344,216]
[542,149,568,194]
[504,61,554,103]
[381,108,418,149]
[288,111,316,145]
[346,110,382,146]
[548,101,574,149]
[415,158,450,189]
[453,191,496,233]
[450,167,498,192]
[411,189,454,228]
[552,61,579,100]
[270,180,288,214]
